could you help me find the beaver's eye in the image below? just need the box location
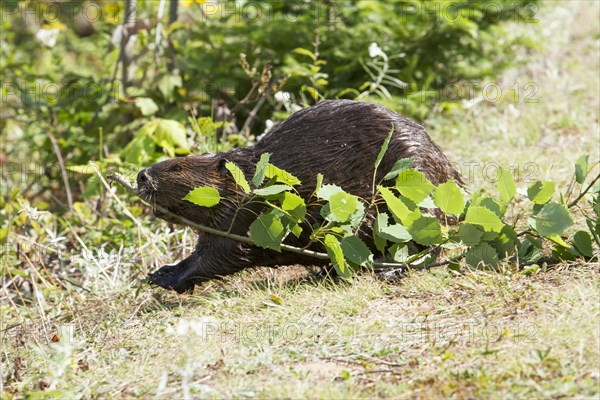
[170,165,182,173]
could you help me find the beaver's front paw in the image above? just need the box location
[147,265,194,294]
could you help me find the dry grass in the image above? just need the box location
[2,1,599,398]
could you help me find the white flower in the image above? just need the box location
[274,91,291,103]
[18,202,50,221]
[368,42,384,58]
[265,119,274,131]
[36,28,59,48]
[166,317,219,340]
[111,25,123,47]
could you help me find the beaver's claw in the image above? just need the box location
[147,264,194,294]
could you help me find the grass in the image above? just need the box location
[2,1,599,398]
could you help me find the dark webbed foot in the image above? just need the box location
[147,264,195,294]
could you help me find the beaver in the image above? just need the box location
[137,99,463,293]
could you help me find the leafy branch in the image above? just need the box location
[108,171,438,271]
[111,150,598,279]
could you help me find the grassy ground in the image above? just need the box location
[2,1,599,398]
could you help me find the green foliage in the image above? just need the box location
[408,216,443,246]
[180,151,598,276]
[121,118,190,164]
[253,184,292,197]
[527,181,556,204]
[528,202,573,238]
[324,234,350,279]
[183,186,220,208]
[265,163,302,186]
[340,236,373,267]
[252,153,272,188]
[1,0,540,217]
[249,211,286,251]
[433,180,465,215]
[465,206,505,233]
[395,170,435,203]
[328,192,359,222]
[575,155,589,184]
[4,0,596,282]
[497,166,517,203]
[383,157,415,181]
[225,161,251,194]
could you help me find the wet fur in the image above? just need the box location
[138,100,463,293]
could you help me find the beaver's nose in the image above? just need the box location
[137,168,150,188]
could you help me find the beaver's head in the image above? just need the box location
[137,154,233,226]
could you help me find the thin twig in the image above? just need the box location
[154,0,167,67]
[568,172,600,208]
[240,95,267,138]
[47,130,73,211]
[90,163,143,229]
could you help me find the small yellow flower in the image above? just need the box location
[181,0,207,8]
[42,21,66,31]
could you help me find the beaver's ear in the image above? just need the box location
[217,158,229,175]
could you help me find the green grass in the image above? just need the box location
[2,1,599,398]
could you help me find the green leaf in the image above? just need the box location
[479,197,505,217]
[348,201,366,228]
[293,47,317,61]
[252,153,271,187]
[572,231,593,258]
[135,97,159,116]
[547,235,570,248]
[152,119,190,156]
[324,234,351,279]
[374,126,394,171]
[457,223,483,246]
[254,184,292,196]
[389,243,409,263]
[120,134,156,164]
[586,219,600,248]
[518,237,543,264]
[265,163,301,186]
[280,192,307,222]
[249,212,285,251]
[225,161,250,193]
[315,173,324,194]
[575,155,589,184]
[464,206,505,232]
[395,170,435,204]
[65,164,95,175]
[465,243,499,267]
[329,192,359,222]
[317,184,344,201]
[383,157,414,180]
[552,244,577,261]
[158,74,182,101]
[528,202,573,237]
[183,186,220,207]
[433,180,465,215]
[497,166,516,203]
[380,223,412,242]
[527,181,555,204]
[378,186,411,224]
[291,223,303,238]
[373,213,389,254]
[408,216,443,246]
[341,235,372,266]
[302,85,318,101]
[492,225,518,257]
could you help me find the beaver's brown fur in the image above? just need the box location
[138,100,463,293]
